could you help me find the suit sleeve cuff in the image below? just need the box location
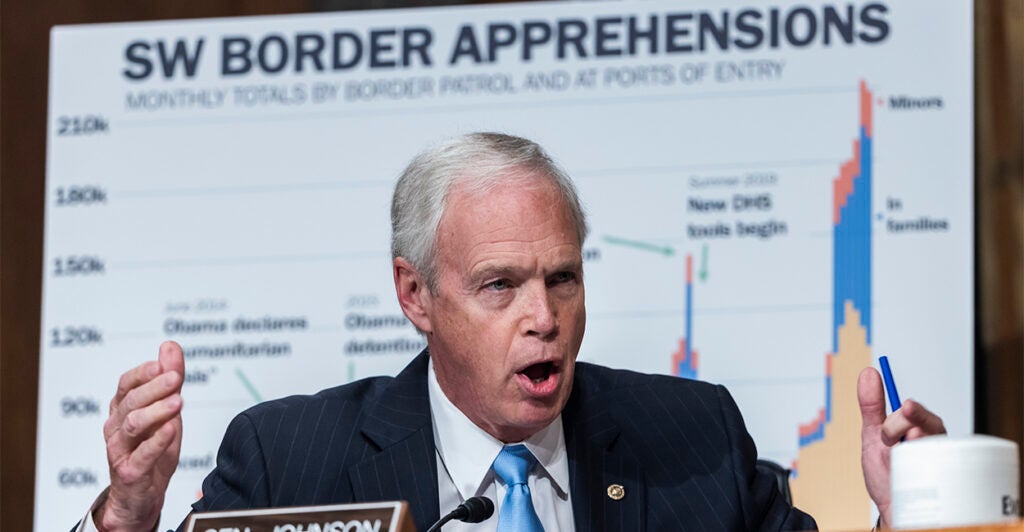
[75,487,160,532]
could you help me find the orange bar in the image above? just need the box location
[686,254,693,284]
[671,339,687,372]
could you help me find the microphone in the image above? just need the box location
[425,496,495,531]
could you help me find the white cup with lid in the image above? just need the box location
[891,434,1019,529]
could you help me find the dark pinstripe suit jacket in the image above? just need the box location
[184,351,817,531]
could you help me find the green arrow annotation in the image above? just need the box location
[601,235,675,257]
[235,367,263,403]
[699,243,709,282]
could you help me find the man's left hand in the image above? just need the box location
[858,367,947,529]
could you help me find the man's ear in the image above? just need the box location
[394,257,434,333]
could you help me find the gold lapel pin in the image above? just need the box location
[607,483,625,501]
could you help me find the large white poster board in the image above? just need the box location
[40,1,973,530]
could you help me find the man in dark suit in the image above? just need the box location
[84,133,944,531]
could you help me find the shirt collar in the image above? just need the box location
[428,357,570,499]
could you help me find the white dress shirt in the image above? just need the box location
[428,358,575,532]
[79,361,576,532]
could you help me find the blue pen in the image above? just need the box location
[878,355,902,412]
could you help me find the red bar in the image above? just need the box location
[832,140,861,224]
[798,408,826,437]
[860,79,873,137]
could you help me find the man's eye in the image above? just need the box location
[550,271,577,285]
[486,279,511,291]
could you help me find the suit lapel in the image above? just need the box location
[348,350,441,530]
[563,365,647,532]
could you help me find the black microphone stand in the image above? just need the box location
[426,496,494,532]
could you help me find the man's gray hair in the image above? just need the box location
[391,132,588,291]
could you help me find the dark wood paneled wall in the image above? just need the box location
[975,0,1024,474]
[2,1,1021,529]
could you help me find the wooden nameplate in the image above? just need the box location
[184,500,415,532]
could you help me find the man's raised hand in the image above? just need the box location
[95,341,185,532]
[858,367,946,528]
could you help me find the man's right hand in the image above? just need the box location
[95,341,185,532]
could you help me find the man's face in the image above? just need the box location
[420,174,586,443]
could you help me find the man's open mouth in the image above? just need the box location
[520,361,557,383]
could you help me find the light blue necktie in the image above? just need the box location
[492,444,545,532]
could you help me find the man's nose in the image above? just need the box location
[522,283,558,338]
